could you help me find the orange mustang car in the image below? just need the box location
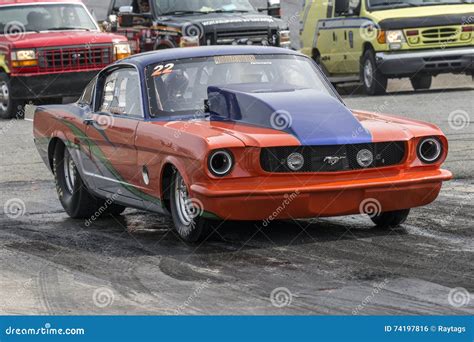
[33,46,452,242]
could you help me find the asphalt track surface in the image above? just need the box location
[0,74,472,315]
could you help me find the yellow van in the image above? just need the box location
[300,0,474,95]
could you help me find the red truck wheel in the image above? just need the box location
[0,73,23,120]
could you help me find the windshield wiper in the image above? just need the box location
[371,1,418,7]
[160,10,204,16]
[204,9,250,13]
[46,27,91,31]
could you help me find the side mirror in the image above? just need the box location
[259,0,281,18]
[335,0,350,16]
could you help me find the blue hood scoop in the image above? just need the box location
[207,84,372,146]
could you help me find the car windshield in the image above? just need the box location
[154,0,255,15]
[368,0,472,10]
[146,54,338,117]
[0,4,97,34]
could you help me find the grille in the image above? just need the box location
[38,45,113,72]
[260,142,406,173]
[207,29,274,45]
[421,27,458,44]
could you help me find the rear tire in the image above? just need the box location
[0,73,24,119]
[170,170,212,243]
[370,209,411,229]
[53,142,125,219]
[410,74,432,91]
[361,50,387,95]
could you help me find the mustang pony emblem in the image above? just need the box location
[324,156,346,165]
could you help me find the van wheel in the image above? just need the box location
[170,170,212,243]
[361,50,387,95]
[54,142,125,219]
[370,209,411,229]
[0,73,23,119]
[410,74,432,91]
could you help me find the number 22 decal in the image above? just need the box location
[152,63,175,77]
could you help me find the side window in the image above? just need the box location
[78,77,96,106]
[99,68,143,118]
[335,0,360,16]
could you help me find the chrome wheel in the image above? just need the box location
[0,81,10,113]
[63,149,76,194]
[363,60,374,88]
[174,173,196,226]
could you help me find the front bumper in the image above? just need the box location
[375,47,474,77]
[10,70,100,100]
[191,169,452,220]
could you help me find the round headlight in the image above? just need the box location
[287,152,304,171]
[418,137,442,164]
[208,150,233,177]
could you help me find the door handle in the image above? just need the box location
[83,118,96,126]
[332,32,337,42]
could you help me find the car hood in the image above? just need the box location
[206,84,373,146]
[156,12,284,31]
[5,31,126,49]
[367,4,473,29]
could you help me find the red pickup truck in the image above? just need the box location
[0,0,131,119]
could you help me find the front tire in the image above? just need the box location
[53,142,125,219]
[370,209,411,229]
[410,74,432,91]
[170,170,212,243]
[0,73,23,119]
[361,50,387,96]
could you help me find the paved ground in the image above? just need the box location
[0,76,473,315]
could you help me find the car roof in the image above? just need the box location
[0,0,82,5]
[120,46,305,68]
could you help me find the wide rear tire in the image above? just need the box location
[53,142,125,219]
[370,209,411,229]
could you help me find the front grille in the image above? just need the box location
[38,44,113,72]
[260,142,406,173]
[421,27,458,44]
[207,29,274,45]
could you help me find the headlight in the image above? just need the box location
[114,43,131,60]
[417,137,443,164]
[278,30,291,48]
[180,35,200,48]
[11,50,37,67]
[386,30,404,43]
[208,150,234,177]
[386,30,405,50]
